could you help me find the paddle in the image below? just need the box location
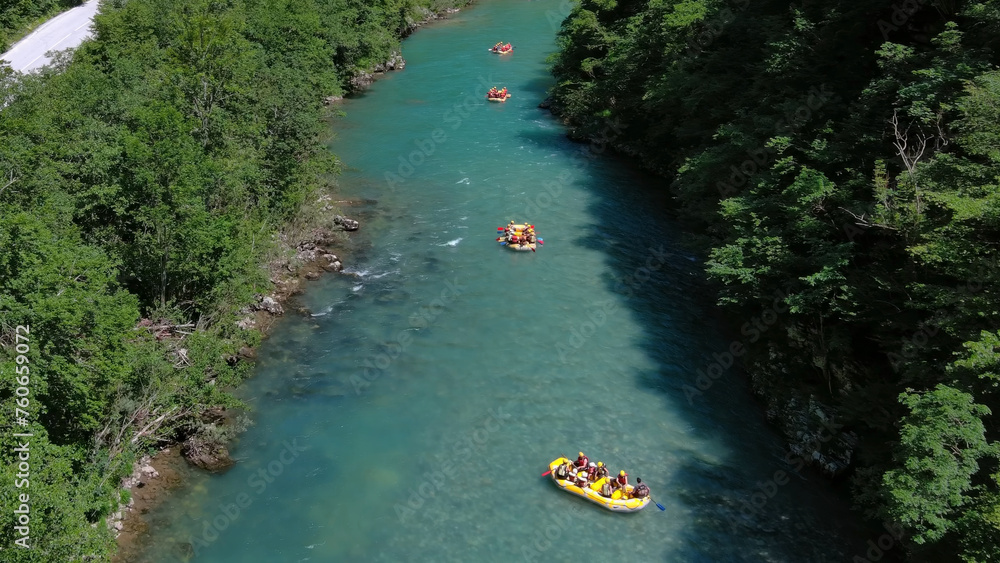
[650,496,666,511]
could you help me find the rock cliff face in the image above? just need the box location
[350,51,406,91]
[751,364,858,479]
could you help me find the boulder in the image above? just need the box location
[181,436,235,473]
[386,51,405,71]
[322,254,343,272]
[333,215,360,231]
[254,295,284,316]
[350,72,376,91]
[297,248,320,262]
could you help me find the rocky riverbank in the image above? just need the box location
[110,449,190,563]
[111,4,471,559]
[110,192,362,559]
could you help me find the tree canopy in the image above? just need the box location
[550,0,1000,558]
[0,0,469,559]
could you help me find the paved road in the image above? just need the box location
[1,0,100,73]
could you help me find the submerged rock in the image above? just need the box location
[181,436,235,473]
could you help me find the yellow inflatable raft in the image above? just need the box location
[487,94,511,102]
[506,240,536,251]
[547,457,650,512]
[498,224,538,251]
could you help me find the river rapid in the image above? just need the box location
[131,0,869,561]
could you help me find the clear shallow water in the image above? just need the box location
[132,1,868,561]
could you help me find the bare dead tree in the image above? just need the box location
[890,109,932,215]
[933,110,950,152]
[837,206,899,231]
[93,389,189,489]
[0,169,17,197]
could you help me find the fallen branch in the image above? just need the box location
[837,207,899,231]
[134,323,196,331]
[130,406,185,445]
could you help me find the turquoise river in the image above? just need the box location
[132,1,872,561]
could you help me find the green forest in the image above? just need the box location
[3,0,1000,560]
[0,0,467,560]
[549,0,1000,559]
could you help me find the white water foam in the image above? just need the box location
[310,305,334,317]
[344,268,397,279]
[369,270,398,279]
[439,238,462,247]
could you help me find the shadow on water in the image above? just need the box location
[571,143,876,559]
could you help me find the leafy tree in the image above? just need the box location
[881,384,996,544]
